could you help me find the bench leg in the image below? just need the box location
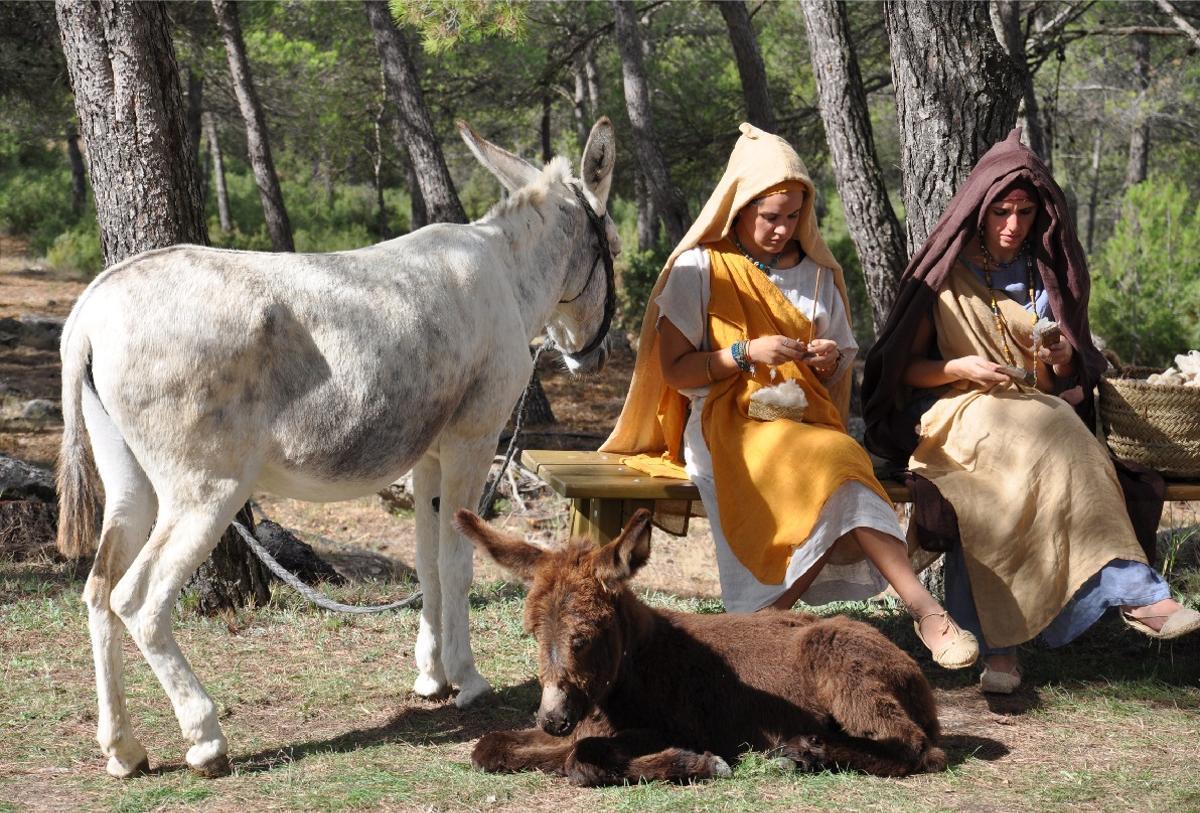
[569,498,625,545]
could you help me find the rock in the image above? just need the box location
[0,454,57,502]
[0,316,20,348]
[20,399,62,422]
[17,314,65,350]
[254,519,345,585]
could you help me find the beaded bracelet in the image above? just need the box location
[731,340,753,372]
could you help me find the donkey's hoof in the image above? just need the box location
[106,753,150,779]
[454,677,493,708]
[186,741,231,778]
[412,674,452,701]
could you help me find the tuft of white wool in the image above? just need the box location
[750,379,808,410]
[1146,350,1200,386]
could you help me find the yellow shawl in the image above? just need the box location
[600,123,854,461]
[692,241,888,582]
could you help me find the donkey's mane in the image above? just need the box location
[480,156,577,236]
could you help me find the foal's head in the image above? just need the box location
[454,509,652,735]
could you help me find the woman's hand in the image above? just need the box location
[746,335,808,366]
[803,338,841,376]
[945,355,1011,386]
[1037,337,1073,370]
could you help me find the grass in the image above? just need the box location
[2,558,1199,813]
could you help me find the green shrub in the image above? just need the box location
[617,241,670,336]
[44,220,103,278]
[1090,176,1200,367]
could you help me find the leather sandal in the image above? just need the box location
[914,611,979,669]
[1122,607,1200,640]
[979,663,1021,694]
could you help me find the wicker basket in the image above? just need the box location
[1099,367,1200,477]
[748,400,806,423]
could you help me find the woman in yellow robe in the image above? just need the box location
[601,123,977,670]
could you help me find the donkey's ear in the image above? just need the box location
[595,508,652,591]
[453,509,543,581]
[580,117,615,215]
[457,120,540,194]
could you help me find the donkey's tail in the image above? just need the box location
[56,319,100,559]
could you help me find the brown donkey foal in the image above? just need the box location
[453,508,946,786]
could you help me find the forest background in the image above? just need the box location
[2,0,1199,366]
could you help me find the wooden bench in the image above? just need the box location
[521,448,1200,545]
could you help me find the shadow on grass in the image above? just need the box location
[223,678,542,774]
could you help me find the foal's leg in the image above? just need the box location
[471,728,576,775]
[439,435,496,707]
[565,730,732,787]
[817,681,942,776]
[110,480,251,776]
[82,388,158,777]
[411,453,450,699]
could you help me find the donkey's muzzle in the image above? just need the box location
[562,335,610,376]
[537,683,582,736]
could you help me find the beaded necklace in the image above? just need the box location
[733,235,782,274]
[978,241,1037,370]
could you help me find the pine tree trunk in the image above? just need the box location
[1086,128,1102,253]
[65,124,86,218]
[801,0,906,335]
[584,42,602,116]
[715,0,776,131]
[611,0,690,246]
[57,0,208,263]
[189,504,270,614]
[635,173,659,252]
[56,0,269,612]
[186,67,204,179]
[364,0,467,225]
[572,56,590,149]
[541,84,553,164]
[991,1,1048,160]
[211,0,294,252]
[203,111,233,234]
[1124,32,1151,190]
[885,0,1021,249]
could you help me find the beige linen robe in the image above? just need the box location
[909,262,1147,647]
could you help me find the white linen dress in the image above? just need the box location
[656,247,905,612]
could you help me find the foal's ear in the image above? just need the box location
[595,508,652,591]
[580,117,615,215]
[453,510,543,581]
[457,120,540,194]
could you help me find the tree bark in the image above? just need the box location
[885,1,1022,250]
[203,111,233,234]
[364,0,467,225]
[56,0,207,263]
[572,56,590,149]
[584,41,601,119]
[991,1,1048,160]
[185,67,204,175]
[611,0,690,246]
[801,0,906,335]
[65,123,86,218]
[541,83,553,164]
[211,0,294,252]
[189,504,271,615]
[373,92,389,240]
[1124,32,1151,190]
[1086,128,1102,253]
[715,0,776,131]
[56,0,269,612]
[635,172,660,252]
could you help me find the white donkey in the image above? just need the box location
[56,119,619,778]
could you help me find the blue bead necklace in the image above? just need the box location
[733,235,782,274]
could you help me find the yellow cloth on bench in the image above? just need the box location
[623,241,890,584]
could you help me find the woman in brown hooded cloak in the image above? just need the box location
[862,129,1200,694]
[601,123,977,670]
